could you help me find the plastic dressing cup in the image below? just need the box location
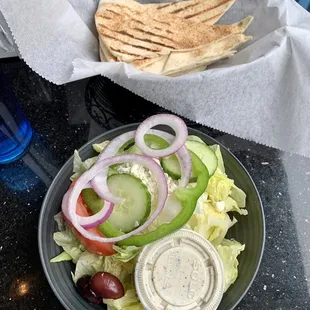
[135,229,225,310]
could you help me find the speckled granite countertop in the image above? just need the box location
[0,58,310,309]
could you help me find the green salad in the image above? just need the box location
[52,132,247,310]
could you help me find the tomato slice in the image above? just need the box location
[63,181,115,256]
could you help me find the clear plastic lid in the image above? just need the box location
[135,229,225,310]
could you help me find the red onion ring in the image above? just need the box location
[93,114,189,201]
[78,200,114,229]
[149,129,191,187]
[61,189,74,225]
[97,131,136,162]
[93,126,190,201]
[94,131,136,204]
[68,154,168,243]
[135,114,188,158]
[62,188,114,229]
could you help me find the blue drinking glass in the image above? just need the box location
[0,72,32,164]
[297,0,310,10]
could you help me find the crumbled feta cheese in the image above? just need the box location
[116,163,131,174]
[125,164,158,201]
[117,163,178,209]
[165,173,178,194]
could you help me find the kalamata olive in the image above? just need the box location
[89,272,125,299]
[76,275,101,304]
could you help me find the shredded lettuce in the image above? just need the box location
[52,213,84,263]
[52,215,136,282]
[186,145,248,254]
[186,200,237,245]
[93,140,110,153]
[73,251,105,283]
[113,245,141,263]
[207,169,234,203]
[50,251,72,263]
[103,255,135,283]
[71,141,110,181]
[206,167,247,215]
[216,239,245,291]
[224,197,248,215]
[70,150,97,181]
[230,184,247,209]
[105,286,143,310]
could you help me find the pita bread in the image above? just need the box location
[141,33,250,75]
[143,50,234,75]
[163,51,234,75]
[162,33,251,73]
[131,56,166,69]
[99,48,106,61]
[95,1,253,62]
[99,30,166,68]
[95,0,254,77]
[100,37,166,69]
[99,37,117,61]
[148,0,236,24]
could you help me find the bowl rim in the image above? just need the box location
[38,124,265,310]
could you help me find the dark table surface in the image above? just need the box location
[1,58,310,310]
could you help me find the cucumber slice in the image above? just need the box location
[185,140,218,176]
[107,174,151,232]
[187,135,206,145]
[82,173,151,233]
[161,139,218,181]
[161,154,196,182]
[210,144,225,173]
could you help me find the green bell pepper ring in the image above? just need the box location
[83,151,209,247]
[118,134,170,154]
